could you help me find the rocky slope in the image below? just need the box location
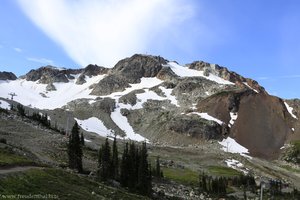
[0,71,17,80]
[0,54,299,160]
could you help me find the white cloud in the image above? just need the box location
[14,47,22,52]
[256,74,300,80]
[27,57,54,65]
[17,0,195,68]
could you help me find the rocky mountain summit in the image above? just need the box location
[0,71,17,80]
[0,54,299,160]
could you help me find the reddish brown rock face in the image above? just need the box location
[232,93,292,159]
[197,90,295,159]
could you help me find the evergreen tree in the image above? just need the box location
[98,138,111,181]
[17,104,25,117]
[137,142,151,196]
[127,142,137,191]
[67,122,83,173]
[111,137,119,180]
[80,132,85,146]
[120,142,129,187]
[154,156,163,178]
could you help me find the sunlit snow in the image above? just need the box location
[75,117,115,138]
[102,77,163,99]
[159,86,179,106]
[111,107,148,142]
[229,112,238,127]
[0,100,10,109]
[167,62,234,85]
[187,112,224,125]
[0,75,106,109]
[284,102,298,119]
[219,137,251,158]
[243,82,259,93]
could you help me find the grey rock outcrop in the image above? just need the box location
[0,71,17,80]
[90,54,168,96]
[46,83,56,91]
[24,66,70,84]
[187,61,265,93]
[75,64,109,85]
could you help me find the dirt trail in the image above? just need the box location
[0,166,42,175]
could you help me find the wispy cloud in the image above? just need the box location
[17,0,196,67]
[27,57,54,65]
[14,47,22,53]
[257,75,300,80]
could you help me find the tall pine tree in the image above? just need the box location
[137,142,151,196]
[67,122,83,173]
[111,137,119,180]
[120,142,129,187]
[98,138,111,181]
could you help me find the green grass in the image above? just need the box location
[0,149,34,167]
[162,167,199,186]
[207,166,242,177]
[0,168,149,200]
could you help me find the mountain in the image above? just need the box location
[0,54,299,160]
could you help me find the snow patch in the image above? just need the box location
[103,77,163,99]
[243,82,259,93]
[167,62,234,85]
[0,100,10,109]
[187,112,224,125]
[75,117,115,138]
[219,137,251,158]
[111,106,148,142]
[225,159,249,174]
[159,86,179,106]
[284,102,298,119]
[0,75,106,109]
[84,139,92,143]
[229,112,238,127]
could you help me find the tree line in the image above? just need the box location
[98,138,152,196]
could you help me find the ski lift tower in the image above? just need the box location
[8,92,17,100]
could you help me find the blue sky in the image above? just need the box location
[0,0,300,99]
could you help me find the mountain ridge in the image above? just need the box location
[0,54,299,160]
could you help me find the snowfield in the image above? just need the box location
[0,100,10,109]
[0,75,105,109]
[101,77,163,100]
[219,137,252,158]
[75,117,114,138]
[111,107,148,142]
[167,62,234,85]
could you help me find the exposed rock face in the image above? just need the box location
[90,74,130,96]
[188,61,265,93]
[90,54,166,95]
[75,64,109,85]
[197,90,294,159]
[24,66,71,83]
[0,71,17,80]
[46,83,56,91]
[156,66,179,81]
[112,54,165,83]
[285,99,300,141]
